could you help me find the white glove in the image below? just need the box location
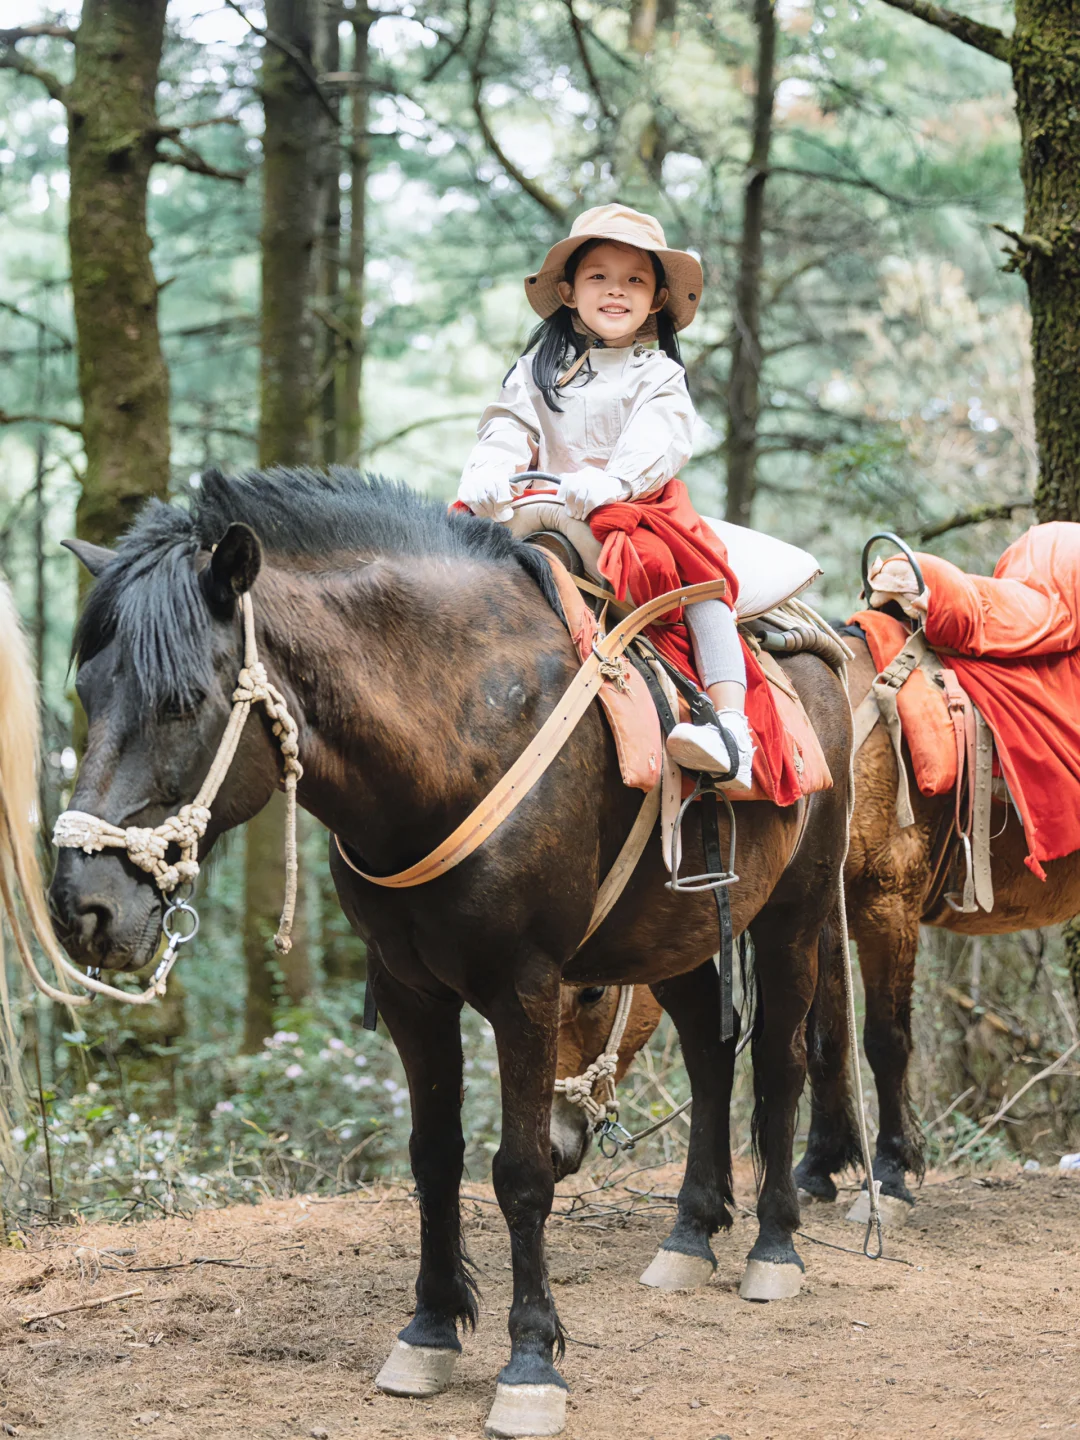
[557,468,628,520]
[458,470,514,523]
[867,557,930,619]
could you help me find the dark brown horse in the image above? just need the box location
[50,469,851,1437]
[560,630,1080,1235]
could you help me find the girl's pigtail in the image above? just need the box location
[656,308,683,369]
[528,307,585,413]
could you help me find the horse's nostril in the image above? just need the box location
[75,899,116,946]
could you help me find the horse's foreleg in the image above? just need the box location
[794,908,861,1204]
[742,917,818,1301]
[369,962,474,1400]
[854,900,922,1217]
[484,960,568,1439]
[639,958,735,1291]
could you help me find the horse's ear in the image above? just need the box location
[201,523,262,612]
[62,538,116,577]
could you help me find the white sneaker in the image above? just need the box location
[666,709,755,790]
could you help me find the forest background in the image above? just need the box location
[1,0,1077,1223]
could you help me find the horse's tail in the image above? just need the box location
[0,576,77,1030]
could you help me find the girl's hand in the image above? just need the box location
[458,471,514,523]
[557,469,627,519]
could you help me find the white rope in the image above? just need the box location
[45,592,304,1006]
[554,983,635,1125]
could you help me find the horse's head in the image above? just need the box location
[50,517,281,972]
[550,983,664,1180]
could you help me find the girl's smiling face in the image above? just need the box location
[557,241,669,346]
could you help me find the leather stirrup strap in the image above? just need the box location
[942,665,977,913]
[700,785,735,1042]
[971,704,995,913]
[866,629,930,826]
[334,571,727,889]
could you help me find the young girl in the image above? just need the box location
[457,203,753,787]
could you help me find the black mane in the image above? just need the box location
[74,467,564,713]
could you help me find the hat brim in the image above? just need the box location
[524,230,703,333]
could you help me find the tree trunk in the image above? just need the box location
[68,0,171,547]
[724,0,776,528]
[339,12,370,466]
[1014,0,1080,524]
[315,2,341,467]
[258,0,321,467]
[246,0,322,1039]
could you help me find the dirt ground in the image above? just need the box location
[0,1162,1077,1440]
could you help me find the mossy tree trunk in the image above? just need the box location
[69,0,171,546]
[245,0,322,1043]
[1011,0,1080,523]
[339,10,371,467]
[724,0,776,528]
[876,0,1080,523]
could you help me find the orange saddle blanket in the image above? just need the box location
[545,558,832,804]
[853,522,1080,879]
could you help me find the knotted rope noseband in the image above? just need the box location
[553,983,635,1126]
[48,591,303,1004]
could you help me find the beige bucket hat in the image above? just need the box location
[525,203,703,334]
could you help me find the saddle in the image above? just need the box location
[513,496,841,810]
[847,608,995,915]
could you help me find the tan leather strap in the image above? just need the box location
[868,630,930,827]
[971,704,995,912]
[334,571,727,889]
[941,665,977,912]
[578,783,661,947]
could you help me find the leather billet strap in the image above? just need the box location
[334,569,727,890]
[941,665,977,912]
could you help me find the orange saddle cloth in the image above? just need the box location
[544,558,832,803]
[853,522,1080,878]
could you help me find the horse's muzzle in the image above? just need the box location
[49,849,163,973]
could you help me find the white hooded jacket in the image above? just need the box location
[459,343,695,501]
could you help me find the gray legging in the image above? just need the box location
[685,598,746,693]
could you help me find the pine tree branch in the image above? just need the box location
[154,138,248,183]
[0,36,69,105]
[0,408,83,435]
[222,0,339,125]
[470,7,567,220]
[919,500,1032,542]
[874,0,1012,64]
[562,0,615,123]
[0,24,76,43]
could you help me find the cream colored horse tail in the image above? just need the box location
[0,575,76,1025]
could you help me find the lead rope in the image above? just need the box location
[554,983,635,1126]
[45,592,303,1006]
[838,721,884,1259]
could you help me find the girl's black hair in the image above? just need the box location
[515,238,684,413]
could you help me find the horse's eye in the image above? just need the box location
[579,986,607,1005]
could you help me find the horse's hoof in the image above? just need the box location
[639,1248,715,1290]
[484,1382,567,1438]
[797,1187,832,1207]
[739,1259,804,1302]
[845,1191,914,1229]
[375,1339,459,1397]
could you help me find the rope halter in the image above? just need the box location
[553,984,634,1126]
[50,590,303,1004]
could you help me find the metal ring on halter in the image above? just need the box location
[597,1117,634,1157]
[860,531,926,621]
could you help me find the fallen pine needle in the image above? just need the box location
[21,1287,143,1325]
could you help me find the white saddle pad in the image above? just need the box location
[507,495,822,621]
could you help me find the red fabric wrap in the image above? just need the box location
[909,523,1080,880]
[589,479,802,807]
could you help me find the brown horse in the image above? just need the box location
[50,469,851,1438]
[559,630,1080,1233]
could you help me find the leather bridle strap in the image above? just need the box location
[334,573,727,889]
